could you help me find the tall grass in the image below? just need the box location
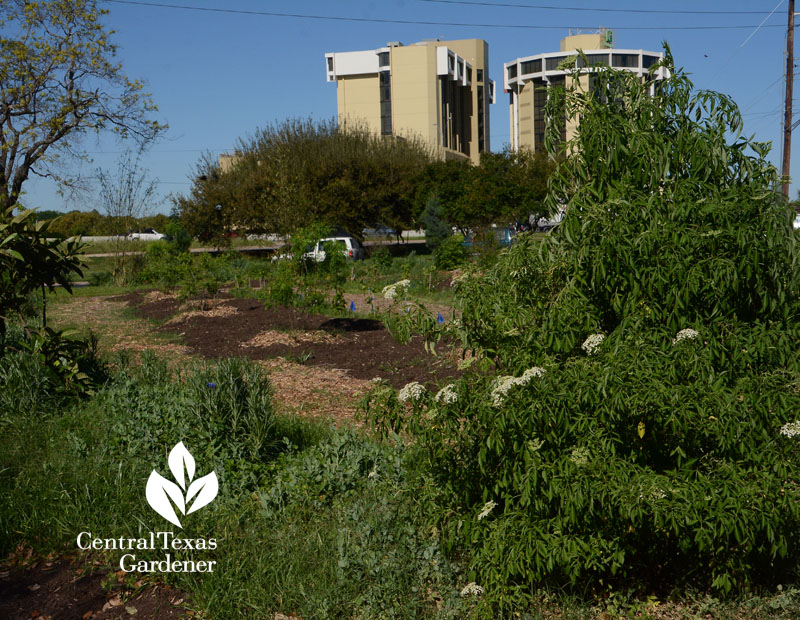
[0,352,467,619]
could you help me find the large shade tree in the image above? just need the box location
[0,0,164,348]
[176,119,432,240]
[0,0,165,211]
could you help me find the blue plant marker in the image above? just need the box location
[437,312,444,324]
[350,300,356,312]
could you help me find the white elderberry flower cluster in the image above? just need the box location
[382,279,411,300]
[434,384,458,405]
[477,500,496,521]
[638,487,667,502]
[581,333,605,355]
[672,328,700,345]
[490,367,546,407]
[398,381,426,403]
[460,582,484,597]
[780,421,800,438]
[450,271,469,288]
[569,446,590,467]
[528,437,544,453]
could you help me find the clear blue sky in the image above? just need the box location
[20,0,800,215]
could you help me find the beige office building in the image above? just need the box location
[504,31,668,152]
[325,39,495,165]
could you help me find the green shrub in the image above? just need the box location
[87,270,113,286]
[255,430,468,619]
[104,355,275,493]
[371,48,800,607]
[0,325,106,427]
[138,241,191,289]
[370,245,393,271]
[164,218,192,253]
[433,235,468,270]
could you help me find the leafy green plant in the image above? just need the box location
[0,207,85,352]
[105,355,275,493]
[433,235,468,270]
[370,246,393,271]
[370,47,800,608]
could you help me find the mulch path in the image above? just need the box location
[114,291,461,389]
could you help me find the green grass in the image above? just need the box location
[0,352,468,619]
[3,331,800,618]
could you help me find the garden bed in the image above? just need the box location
[115,291,460,389]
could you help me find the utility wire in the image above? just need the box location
[739,0,784,48]
[416,0,775,15]
[102,0,785,30]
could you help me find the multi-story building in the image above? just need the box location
[325,39,495,165]
[504,31,668,152]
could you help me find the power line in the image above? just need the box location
[417,0,774,15]
[102,0,784,30]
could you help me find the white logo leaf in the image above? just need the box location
[185,472,219,515]
[168,441,195,490]
[146,470,185,528]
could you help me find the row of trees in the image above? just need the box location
[37,210,170,238]
[175,119,556,240]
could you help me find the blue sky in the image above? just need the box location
[20,0,799,214]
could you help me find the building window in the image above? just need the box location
[476,68,483,82]
[546,55,573,71]
[477,82,485,152]
[440,77,448,148]
[378,51,389,67]
[548,76,567,144]
[533,80,547,153]
[521,59,542,75]
[379,71,392,135]
[612,54,639,68]
[577,53,609,68]
[327,57,333,72]
[507,64,517,79]
[642,54,659,69]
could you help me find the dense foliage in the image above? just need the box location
[414,149,556,233]
[0,208,84,350]
[369,49,800,608]
[176,119,432,240]
[44,210,170,237]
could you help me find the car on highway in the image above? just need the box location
[127,227,167,241]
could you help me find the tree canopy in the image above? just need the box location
[414,149,556,233]
[0,0,165,211]
[176,119,432,240]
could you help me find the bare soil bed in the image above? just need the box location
[115,291,460,389]
[0,552,190,620]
